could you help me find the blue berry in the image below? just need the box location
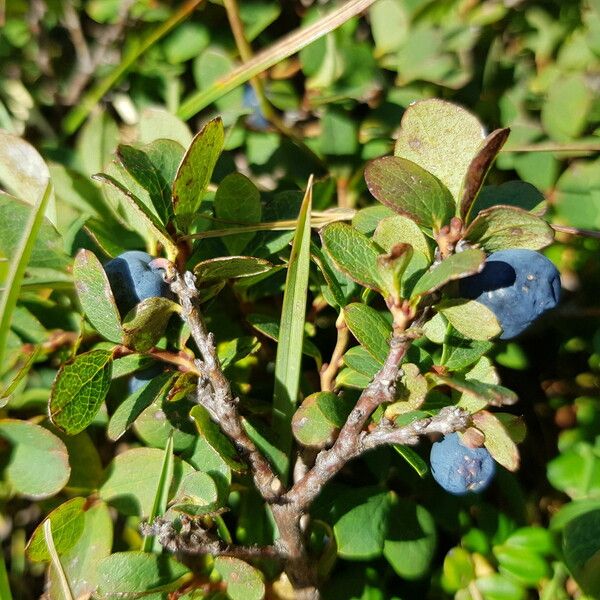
[128,364,163,394]
[459,249,560,339]
[430,433,496,495]
[243,84,269,130]
[104,251,171,316]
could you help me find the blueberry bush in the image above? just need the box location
[1,1,600,599]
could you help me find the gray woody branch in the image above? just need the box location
[168,269,470,599]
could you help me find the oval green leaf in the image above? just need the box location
[49,349,114,435]
[365,156,455,230]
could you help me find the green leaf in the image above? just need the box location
[459,128,511,221]
[0,181,53,371]
[429,374,517,410]
[392,445,429,477]
[171,471,222,516]
[504,527,556,556]
[541,73,593,142]
[343,303,391,364]
[547,442,600,500]
[75,110,119,176]
[442,331,493,371]
[352,205,394,234]
[73,249,122,344]
[194,256,273,282]
[47,501,113,599]
[0,192,69,270]
[411,249,485,298]
[373,214,432,259]
[92,172,178,259]
[436,299,501,341]
[214,173,262,255]
[26,498,86,562]
[464,206,554,252]
[310,240,351,309]
[333,488,391,559]
[365,156,455,230]
[292,392,354,449]
[493,545,550,586]
[173,117,224,223]
[0,420,70,499]
[242,417,288,480]
[116,144,171,224]
[472,410,519,471]
[377,243,414,301]
[442,547,475,592]
[218,336,261,370]
[384,363,427,418]
[394,98,485,202]
[342,346,382,378]
[474,181,546,217]
[247,314,322,367]
[96,552,190,598]
[336,368,372,389]
[0,131,56,223]
[99,448,195,517]
[138,107,193,147]
[189,405,246,474]
[370,0,408,55]
[107,372,174,441]
[49,349,114,435]
[563,510,600,597]
[320,221,384,292]
[272,178,313,481]
[121,297,181,352]
[142,435,174,553]
[475,574,526,600]
[383,497,436,579]
[59,431,104,494]
[213,557,265,600]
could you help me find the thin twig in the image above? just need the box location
[286,329,415,511]
[143,517,283,562]
[170,270,283,502]
[319,314,349,391]
[551,224,600,239]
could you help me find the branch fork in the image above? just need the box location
[160,269,470,598]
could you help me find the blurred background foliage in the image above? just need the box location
[1,0,600,598]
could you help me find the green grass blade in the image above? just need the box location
[178,0,377,120]
[0,181,52,372]
[44,520,74,600]
[272,176,313,483]
[0,552,12,600]
[63,0,204,134]
[142,434,174,553]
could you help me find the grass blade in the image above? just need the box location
[63,0,204,134]
[44,520,74,600]
[178,0,377,120]
[272,176,313,483]
[0,181,52,372]
[0,552,12,600]
[142,434,174,553]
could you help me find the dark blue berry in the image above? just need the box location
[104,251,171,316]
[430,432,496,495]
[459,249,560,339]
[128,364,163,394]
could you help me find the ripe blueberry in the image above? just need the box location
[430,432,496,495]
[104,251,171,316]
[243,84,269,130]
[459,249,560,339]
[128,364,163,394]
